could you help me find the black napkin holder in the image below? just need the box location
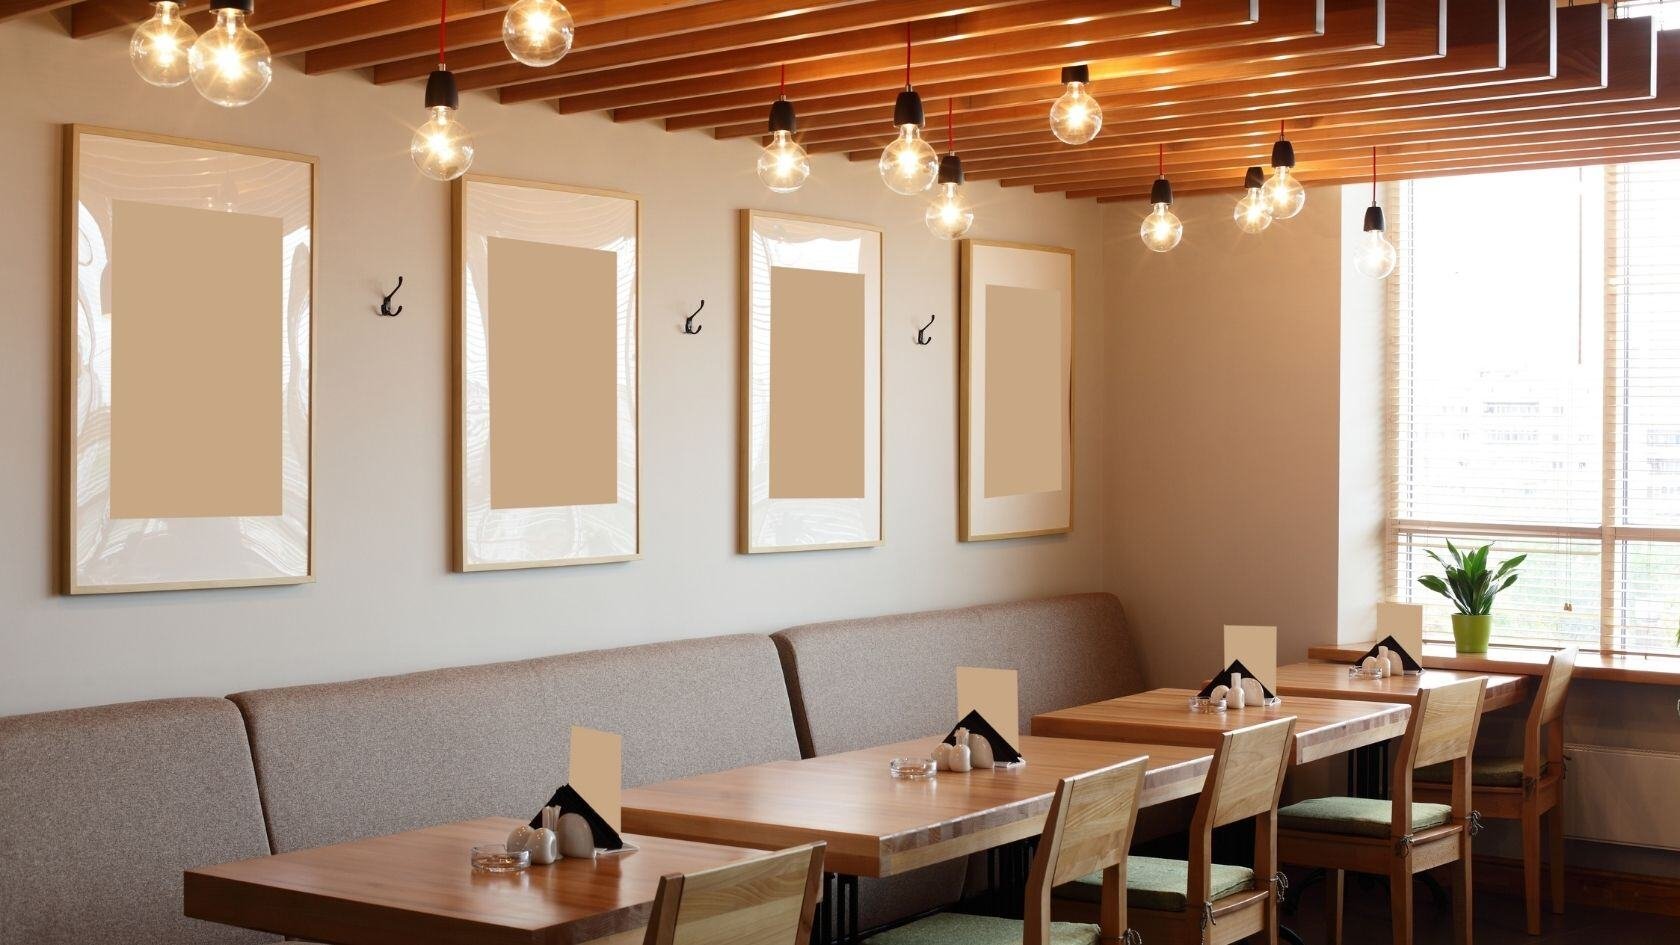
[1360,635,1422,673]
[1196,660,1277,700]
[943,709,1024,764]
[529,783,625,851]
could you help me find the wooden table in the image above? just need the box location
[1031,688,1411,765]
[621,734,1213,880]
[184,817,766,945]
[1274,660,1531,712]
[1307,639,1680,686]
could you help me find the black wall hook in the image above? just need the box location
[916,313,935,345]
[683,300,705,334]
[378,276,404,317]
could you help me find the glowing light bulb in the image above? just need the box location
[925,181,973,240]
[412,105,475,181]
[1355,204,1396,279]
[1233,166,1272,234]
[189,4,271,107]
[1141,202,1183,253]
[878,123,937,195]
[502,0,573,67]
[131,1,197,87]
[1262,165,1306,220]
[1049,66,1102,145]
[757,129,810,193]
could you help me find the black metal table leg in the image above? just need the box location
[814,873,861,945]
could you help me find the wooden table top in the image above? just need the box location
[1031,688,1411,765]
[621,734,1213,878]
[184,817,766,945]
[1306,639,1680,687]
[1273,661,1530,713]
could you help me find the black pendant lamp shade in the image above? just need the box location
[1060,63,1090,85]
[1363,204,1386,233]
[1150,175,1173,206]
[1270,136,1296,169]
[937,152,964,185]
[894,87,925,127]
[768,96,796,133]
[1244,165,1265,189]
[209,0,253,12]
[425,67,459,109]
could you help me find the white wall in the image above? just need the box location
[0,16,1107,716]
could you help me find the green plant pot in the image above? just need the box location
[1451,614,1493,654]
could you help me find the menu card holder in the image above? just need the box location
[1360,635,1422,674]
[1197,660,1279,701]
[528,784,625,851]
[943,710,1024,765]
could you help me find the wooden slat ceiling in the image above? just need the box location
[10,0,1674,200]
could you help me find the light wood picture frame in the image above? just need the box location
[739,210,883,554]
[63,125,316,594]
[454,175,642,571]
[959,239,1074,542]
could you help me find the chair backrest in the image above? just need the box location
[1405,677,1488,772]
[1531,649,1577,729]
[1023,757,1150,945]
[1202,717,1297,829]
[642,843,825,945]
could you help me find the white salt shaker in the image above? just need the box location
[969,733,995,769]
[1228,672,1246,709]
[946,728,973,772]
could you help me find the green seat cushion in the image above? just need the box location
[1061,856,1254,913]
[1416,756,1534,787]
[862,912,1099,945]
[1278,796,1452,838]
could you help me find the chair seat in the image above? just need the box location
[1278,796,1452,838]
[1061,856,1255,913]
[1417,756,1539,787]
[861,912,1100,945]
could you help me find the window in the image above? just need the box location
[1386,160,1680,656]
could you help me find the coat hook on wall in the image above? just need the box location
[378,276,404,317]
[916,313,935,345]
[683,300,705,334]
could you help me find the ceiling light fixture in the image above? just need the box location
[1141,145,1183,253]
[411,0,475,181]
[502,0,573,68]
[189,0,271,107]
[1355,147,1397,280]
[1049,64,1102,145]
[925,100,973,240]
[878,24,938,196]
[1233,165,1272,234]
[1261,119,1306,219]
[131,1,197,87]
[757,64,810,193]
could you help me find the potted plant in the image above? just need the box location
[1417,541,1525,653]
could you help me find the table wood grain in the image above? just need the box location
[184,817,766,945]
[621,734,1213,878]
[1273,661,1530,713]
[1031,688,1411,765]
[1305,639,1680,687]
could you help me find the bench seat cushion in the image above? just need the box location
[1416,756,1533,787]
[1278,796,1452,838]
[1060,857,1254,913]
[0,698,275,944]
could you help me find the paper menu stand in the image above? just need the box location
[527,726,626,851]
[956,666,1023,763]
[1196,660,1278,701]
[1375,602,1425,673]
[1222,624,1277,694]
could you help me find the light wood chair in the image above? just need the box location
[1278,676,1487,945]
[862,756,1150,945]
[1416,649,1576,934]
[1054,716,1297,945]
[642,841,826,945]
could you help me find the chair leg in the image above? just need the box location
[1390,860,1414,945]
[1454,848,1474,945]
[1326,868,1344,945]
[1521,808,1542,935]
[1547,806,1566,917]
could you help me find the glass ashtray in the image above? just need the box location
[1347,665,1389,680]
[1187,696,1227,713]
[471,844,530,873]
[889,756,938,780]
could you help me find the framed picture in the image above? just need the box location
[63,125,315,594]
[455,175,640,571]
[739,210,883,554]
[959,239,1074,541]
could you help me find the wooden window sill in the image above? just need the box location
[1306,640,1680,687]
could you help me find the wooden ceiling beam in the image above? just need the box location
[71,0,379,39]
[489,0,1220,101]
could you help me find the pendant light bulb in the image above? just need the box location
[411,70,474,181]
[1049,65,1102,145]
[1140,150,1181,253]
[131,1,198,87]
[1354,150,1394,279]
[502,0,573,68]
[879,91,937,195]
[1233,166,1273,234]
[189,0,271,107]
[925,154,973,240]
[1261,126,1306,219]
[757,86,809,194]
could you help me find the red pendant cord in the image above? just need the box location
[779,63,786,97]
[1280,118,1285,139]
[438,0,446,67]
[905,23,912,87]
[1158,143,1164,177]
[947,98,954,152]
[1371,146,1378,203]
